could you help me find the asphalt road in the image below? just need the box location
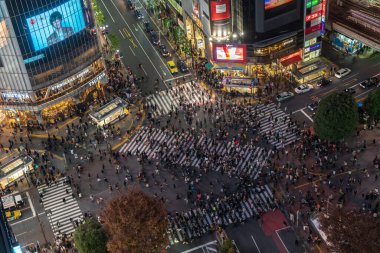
[98,0,191,94]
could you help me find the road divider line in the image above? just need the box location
[320,87,337,97]
[26,192,36,217]
[108,0,163,79]
[251,235,262,253]
[119,29,125,39]
[180,240,217,253]
[164,73,192,83]
[300,109,314,122]
[129,46,136,56]
[99,0,115,23]
[275,229,290,253]
[355,88,375,98]
[343,78,358,86]
[141,66,148,75]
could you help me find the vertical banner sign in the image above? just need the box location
[320,0,326,35]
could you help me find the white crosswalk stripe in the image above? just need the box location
[119,126,271,179]
[168,185,275,244]
[145,82,211,118]
[38,177,83,236]
[241,103,299,149]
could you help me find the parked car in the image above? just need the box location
[143,20,153,32]
[343,88,356,94]
[159,44,170,57]
[177,60,188,73]
[307,101,319,111]
[334,68,351,78]
[316,78,332,87]
[149,31,160,45]
[167,60,178,74]
[294,84,312,94]
[134,9,143,19]
[276,91,294,102]
[359,77,379,88]
[126,0,134,10]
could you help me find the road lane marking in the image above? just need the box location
[180,240,217,253]
[129,46,136,56]
[343,78,358,86]
[141,66,148,75]
[164,73,192,83]
[26,191,36,217]
[10,216,36,226]
[132,24,138,31]
[119,29,125,39]
[251,235,262,253]
[355,87,376,99]
[320,87,337,97]
[275,229,290,253]
[99,0,115,23]
[300,109,314,122]
[108,0,162,79]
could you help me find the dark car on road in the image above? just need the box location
[307,101,319,111]
[134,9,143,19]
[149,31,160,45]
[143,20,153,32]
[359,77,379,89]
[159,44,170,57]
[316,78,332,87]
[177,60,188,73]
[126,0,134,10]
[343,88,356,94]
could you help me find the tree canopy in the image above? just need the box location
[101,188,168,253]
[320,209,380,253]
[363,89,380,121]
[74,219,108,253]
[314,92,358,141]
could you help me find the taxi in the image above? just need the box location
[167,60,178,74]
[6,209,21,221]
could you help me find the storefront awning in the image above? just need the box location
[280,55,302,67]
[212,63,246,71]
[205,62,213,70]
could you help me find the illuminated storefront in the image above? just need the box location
[0,156,34,189]
[89,97,129,127]
[331,32,363,54]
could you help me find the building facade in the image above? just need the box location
[0,0,106,125]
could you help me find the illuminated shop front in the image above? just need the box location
[294,61,327,84]
[331,32,363,54]
[89,97,129,127]
[0,156,33,189]
[185,14,206,58]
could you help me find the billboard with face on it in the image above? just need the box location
[213,44,246,62]
[265,0,294,10]
[210,0,231,21]
[26,0,86,51]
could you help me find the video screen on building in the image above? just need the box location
[213,44,246,62]
[265,0,294,10]
[26,0,85,51]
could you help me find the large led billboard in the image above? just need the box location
[26,0,85,51]
[213,44,246,62]
[210,0,231,21]
[265,0,294,10]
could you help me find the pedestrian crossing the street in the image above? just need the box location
[168,185,275,245]
[119,126,271,179]
[145,82,211,118]
[241,103,299,149]
[38,177,83,236]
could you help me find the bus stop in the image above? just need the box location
[0,156,34,189]
[89,97,129,127]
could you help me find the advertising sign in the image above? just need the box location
[305,11,321,22]
[210,0,231,21]
[305,24,321,35]
[265,0,294,10]
[26,0,85,51]
[213,44,246,62]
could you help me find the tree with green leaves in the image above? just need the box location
[314,92,358,141]
[363,89,380,123]
[107,33,120,52]
[74,219,108,253]
[92,0,105,26]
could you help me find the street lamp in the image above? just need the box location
[232,33,237,39]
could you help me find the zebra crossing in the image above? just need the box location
[168,185,275,245]
[145,82,211,118]
[38,177,83,236]
[119,126,271,179]
[179,241,218,253]
[241,103,299,148]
